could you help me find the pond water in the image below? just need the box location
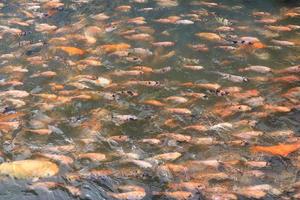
[0,0,299,199]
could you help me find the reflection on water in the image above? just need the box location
[0,0,299,199]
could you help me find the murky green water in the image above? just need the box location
[0,0,299,199]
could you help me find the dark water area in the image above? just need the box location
[0,0,299,199]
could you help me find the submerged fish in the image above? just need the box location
[239,65,272,73]
[215,72,249,83]
[0,160,59,179]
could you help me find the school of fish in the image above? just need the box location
[0,0,299,199]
